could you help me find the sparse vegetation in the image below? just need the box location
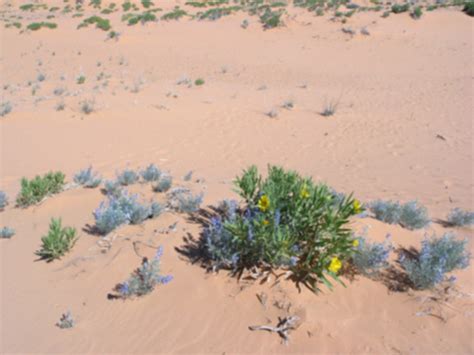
[161,7,187,21]
[0,191,8,210]
[27,22,57,31]
[0,227,15,239]
[79,99,95,114]
[194,78,205,86]
[56,311,75,329]
[77,75,86,84]
[140,164,161,182]
[320,99,339,117]
[0,101,12,117]
[463,1,474,16]
[78,16,111,31]
[369,200,430,230]
[352,235,392,277]
[36,218,78,262]
[167,187,203,213]
[74,167,102,188]
[153,175,172,192]
[391,3,410,14]
[117,169,139,186]
[446,208,474,227]
[16,172,65,207]
[411,6,422,19]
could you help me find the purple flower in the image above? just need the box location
[155,245,164,260]
[157,275,173,284]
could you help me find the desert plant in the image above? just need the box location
[0,101,12,117]
[194,78,205,86]
[0,191,8,210]
[56,101,66,111]
[167,187,203,213]
[153,174,172,192]
[183,171,193,181]
[36,218,78,262]
[0,227,15,239]
[37,73,46,82]
[27,22,57,31]
[103,180,123,197]
[141,0,154,9]
[161,7,187,20]
[77,75,86,84]
[352,235,392,276]
[78,16,111,31]
[140,164,161,182]
[399,200,430,230]
[117,169,139,186]
[93,192,161,234]
[463,1,474,16]
[282,100,294,110]
[259,8,283,29]
[56,311,75,329]
[410,6,422,19]
[369,200,402,224]
[320,99,339,117]
[74,167,102,188]
[16,171,65,207]
[196,6,241,21]
[266,108,278,118]
[114,246,173,298]
[391,3,409,13]
[79,99,95,114]
[446,208,474,227]
[400,233,470,289]
[125,11,157,25]
[201,165,363,291]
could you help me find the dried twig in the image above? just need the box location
[249,315,301,345]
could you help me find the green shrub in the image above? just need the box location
[141,0,154,8]
[259,8,283,29]
[161,7,187,20]
[36,218,78,262]
[16,172,65,207]
[411,6,422,19]
[27,22,58,31]
[391,3,409,13]
[194,78,205,86]
[78,16,111,31]
[203,165,363,291]
[463,1,474,16]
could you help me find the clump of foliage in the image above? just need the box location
[140,164,161,182]
[114,246,173,298]
[16,172,65,207]
[446,208,474,227]
[141,0,154,8]
[153,174,172,192]
[117,169,139,186]
[93,192,162,234]
[410,6,422,19]
[463,1,474,16]
[167,187,203,213]
[79,99,95,114]
[196,6,241,20]
[201,165,363,291]
[194,78,205,86]
[320,99,339,117]
[0,101,12,117]
[400,233,470,289]
[0,227,15,239]
[56,311,75,329]
[74,167,102,188]
[259,7,284,29]
[103,180,122,197]
[0,191,8,210]
[122,1,139,11]
[123,11,157,25]
[78,16,111,31]
[27,22,57,31]
[369,199,430,230]
[36,218,78,262]
[391,3,409,13]
[161,7,187,20]
[77,75,86,84]
[352,235,392,277]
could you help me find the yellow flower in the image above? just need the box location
[262,219,270,226]
[258,195,270,212]
[352,239,359,248]
[353,199,362,214]
[300,185,310,199]
[327,257,342,274]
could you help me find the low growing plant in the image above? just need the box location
[27,22,57,31]
[103,180,123,197]
[400,233,470,289]
[78,16,111,31]
[167,187,203,213]
[352,235,392,276]
[0,101,12,117]
[0,191,8,210]
[16,171,65,207]
[140,164,161,182]
[74,167,102,188]
[463,1,474,16]
[201,165,363,291]
[161,7,187,20]
[446,208,474,227]
[117,169,139,186]
[391,3,409,13]
[114,245,173,298]
[0,227,15,239]
[36,218,78,262]
[56,311,75,329]
[153,174,172,192]
[369,199,430,230]
[194,78,205,86]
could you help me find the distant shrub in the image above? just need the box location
[200,165,362,291]
[446,208,474,227]
[0,191,8,210]
[79,99,95,114]
[196,6,241,21]
[141,0,154,9]
[194,78,205,86]
[117,169,139,186]
[369,200,430,230]
[259,8,283,29]
[55,101,66,111]
[77,75,86,84]
[78,16,111,31]
[1,101,12,117]
[93,192,161,234]
[114,246,173,299]
[125,11,157,25]
[391,3,409,13]
[103,180,123,197]
[320,99,339,117]
[410,6,422,19]
[153,175,172,192]
[463,1,474,16]
[161,7,187,20]
[36,218,78,262]
[0,227,15,239]
[400,233,470,289]
[167,187,203,213]
[74,167,102,188]
[352,235,392,276]
[16,172,65,207]
[56,311,75,329]
[27,22,57,31]
[140,164,161,182]
[183,171,193,181]
[37,73,46,82]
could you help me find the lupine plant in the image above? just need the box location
[400,233,470,290]
[0,227,15,239]
[74,167,102,188]
[56,311,75,329]
[116,169,139,186]
[0,191,8,210]
[369,199,430,230]
[352,235,392,277]
[103,180,123,197]
[140,164,161,182]
[446,208,474,227]
[93,192,163,235]
[167,187,203,213]
[201,165,363,291]
[114,246,173,299]
[153,174,172,192]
